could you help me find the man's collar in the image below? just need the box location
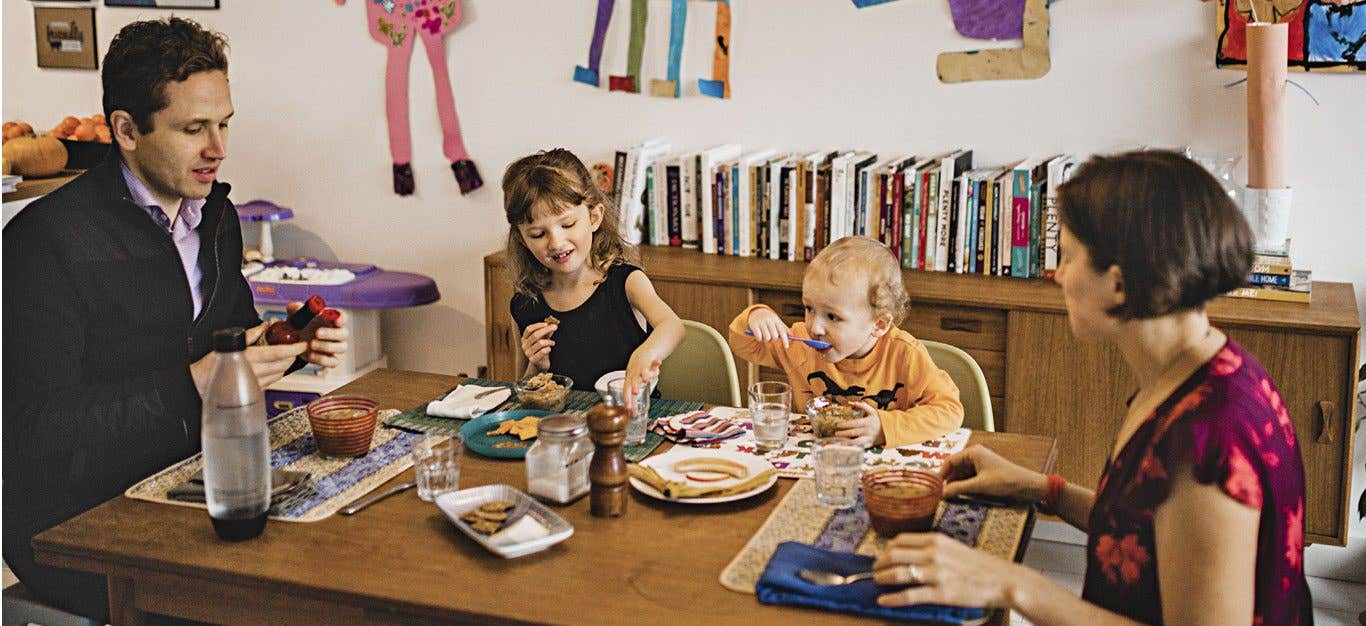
[118,157,206,229]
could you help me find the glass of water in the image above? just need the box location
[811,438,863,508]
[748,381,791,454]
[606,378,650,445]
[413,435,462,502]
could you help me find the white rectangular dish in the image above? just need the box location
[434,484,573,558]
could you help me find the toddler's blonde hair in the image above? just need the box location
[806,236,909,325]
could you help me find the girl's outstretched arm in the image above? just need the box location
[622,270,685,396]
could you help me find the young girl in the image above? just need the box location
[503,148,684,400]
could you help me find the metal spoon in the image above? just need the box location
[798,569,876,586]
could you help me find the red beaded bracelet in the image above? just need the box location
[1040,473,1066,514]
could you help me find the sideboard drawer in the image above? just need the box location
[903,303,1007,352]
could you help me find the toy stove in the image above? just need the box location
[239,200,440,416]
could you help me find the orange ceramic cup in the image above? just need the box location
[305,395,379,457]
[862,468,943,537]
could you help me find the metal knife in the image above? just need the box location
[339,481,416,515]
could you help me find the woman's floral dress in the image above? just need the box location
[1082,340,1312,624]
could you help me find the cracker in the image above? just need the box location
[544,315,560,326]
[470,520,501,534]
[480,501,514,512]
[476,510,509,521]
[459,512,482,524]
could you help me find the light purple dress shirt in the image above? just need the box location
[120,161,206,319]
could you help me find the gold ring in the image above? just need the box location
[905,564,922,584]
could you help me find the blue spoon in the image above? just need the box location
[744,330,831,350]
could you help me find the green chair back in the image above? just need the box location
[921,339,994,432]
[657,320,742,407]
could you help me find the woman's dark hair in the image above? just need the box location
[1056,150,1253,319]
[102,17,229,133]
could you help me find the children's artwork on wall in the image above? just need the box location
[937,0,1050,82]
[650,0,687,97]
[34,6,98,69]
[337,0,482,197]
[105,0,220,7]
[573,0,615,86]
[698,0,731,98]
[609,0,648,92]
[1216,0,1366,72]
[573,0,732,99]
[946,0,1025,39]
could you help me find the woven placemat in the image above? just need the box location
[125,407,422,522]
[719,479,1030,593]
[384,378,703,462]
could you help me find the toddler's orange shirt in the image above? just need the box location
[728,304,964,447]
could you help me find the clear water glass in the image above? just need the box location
[413,435,462,502]
[606,378,650,445]
[811,438,863,508]
[748,381,791,453]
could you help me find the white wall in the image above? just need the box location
[4,0,1364,545]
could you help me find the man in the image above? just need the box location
[2,18,348,620]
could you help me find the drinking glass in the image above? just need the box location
[606,378,651,446]
[413,435,463,502]
[748,381,791,453]
[811,438,863,508]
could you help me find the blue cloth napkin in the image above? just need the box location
[755,542,986,624]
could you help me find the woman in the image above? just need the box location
[872,151,1311,624]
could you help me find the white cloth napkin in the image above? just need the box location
[426,385,511,419]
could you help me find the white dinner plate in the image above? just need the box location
[629,448,777,504]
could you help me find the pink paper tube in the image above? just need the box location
[1246,22,1288,190]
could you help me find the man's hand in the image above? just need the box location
[292,302,349,368]
[191,322,307,396]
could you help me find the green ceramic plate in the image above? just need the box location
[459,409,554,459]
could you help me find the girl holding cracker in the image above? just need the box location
[503,149,684,399]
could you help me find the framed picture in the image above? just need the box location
[104,0,220,7]
[34,6,98,70]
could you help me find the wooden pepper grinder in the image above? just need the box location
[586,401,629,517]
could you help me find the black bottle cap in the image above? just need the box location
[212,327,247,352]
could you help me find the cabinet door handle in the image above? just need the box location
[940,317,982,333]
[779,303,805,318]
[1316,400,1335,444]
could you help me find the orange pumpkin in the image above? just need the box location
[2,135,68,177]
[2,121,35,143]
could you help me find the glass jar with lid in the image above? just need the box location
[525,414,593,504]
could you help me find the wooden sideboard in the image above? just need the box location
[485,247,1361,546]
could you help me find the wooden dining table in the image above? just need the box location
[34,368,1057,625]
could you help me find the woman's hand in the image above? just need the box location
[872,532,1026,609]
[520,322,556,372]
[940,444,1048,502]
[746,307,790,349]
[834,401,885,446]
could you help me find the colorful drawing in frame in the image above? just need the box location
[1216,0,1366,72]
[105,0,219,7]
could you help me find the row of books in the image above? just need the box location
[1226,254,1313,303]
[609,140,1079,280]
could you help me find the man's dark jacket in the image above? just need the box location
[2,148,260,618]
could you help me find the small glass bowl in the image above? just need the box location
[513,373,573,412]
[805,396,859,438]
[862,468,943,537]
[305,395,379,457]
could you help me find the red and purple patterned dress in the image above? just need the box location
[1082,340,1312,624]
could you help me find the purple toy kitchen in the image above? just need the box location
[238,200,440,417]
